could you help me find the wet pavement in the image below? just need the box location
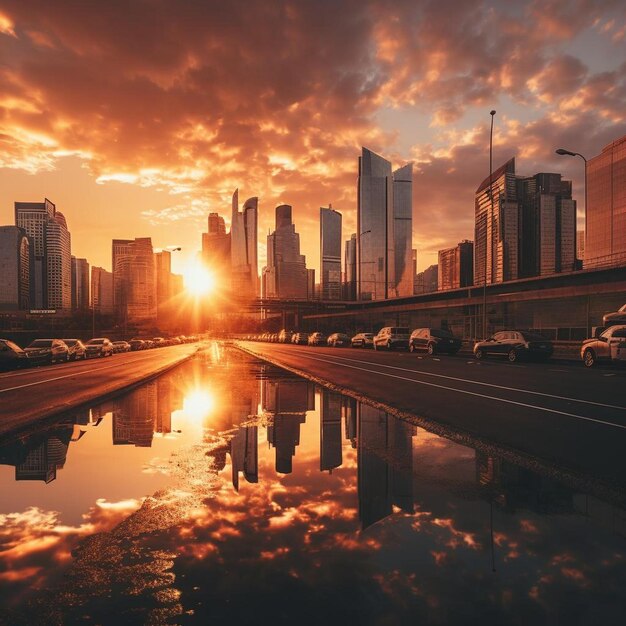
[0,344,624,625]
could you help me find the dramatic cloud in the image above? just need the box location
[0,0,624,271]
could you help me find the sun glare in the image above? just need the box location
[183,389,215,419]
[184,263,215,296]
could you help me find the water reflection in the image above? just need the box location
[0,347,624,624]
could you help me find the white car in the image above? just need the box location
[580,325,626,367]
[373,327,410,350]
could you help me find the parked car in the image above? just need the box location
[351,332,374,348]
[152,337,166,347]
[112,340,131,353]
[373,327,410,351]
[0,339,30,370]
[279,329,294,343]
[580,324,626,367]
[85,338,114,358]
[64,339,87,361]
[308,332,327,346]
[327,333,350,347]
[602,304,626,327]
[409,328,462,355]
[473,331,553,362]
[292,332,309,345]
[24,339,70,364]
[129,338,146,351]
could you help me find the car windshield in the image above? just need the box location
[29,340,53,347]
[3,341,22,352]
[521,332,548,341]
[391,328,410,334]
[431,329,453,338]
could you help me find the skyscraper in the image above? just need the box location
[415,264,438,294]
[91,267,114,315]
[586,134,626,268]
[0,226,31,310]
[71,256,90,310]
[263,205,308,299]
[393,163,413,297]
[344,233,357,300]
[320,206,342,300]
[14,198,71,309]
[231,190,258,297]
[474,158,519,285]
[202,212,231,283]
[438,240,474,291]
[45,212,72,310]
[358,148,394,300]
[518,173,576,276]
[154,250,172,313]
[112,238,156,323]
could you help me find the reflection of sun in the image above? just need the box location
[184,263,216,297]
[184,389,215,419]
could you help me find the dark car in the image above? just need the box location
[602,304,626,327]
[129,339,146,351]
[112,341,131,353]
[327,333,350,347]
[473,331,553,362]
[351,333,374,348]
[292,333,309,345]
[409,328,462,355]
[580,324,626,367]
[0,339,30,370]
[24,339,69,364]
[85,338,114,358]
[308,332,327,346]
[64,339,87,361]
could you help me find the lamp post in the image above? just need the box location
[482,110,496,340]
[555,148,587,269]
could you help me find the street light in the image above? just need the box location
[555,148,587,269]
[482,110,496,340]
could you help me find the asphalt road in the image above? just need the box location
[236,341,626,490]
[0,344,198,437]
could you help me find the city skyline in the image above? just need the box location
[0,1,624,277]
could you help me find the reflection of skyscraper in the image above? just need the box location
[230,425,258,490]
[320,390,342,471]
[263,374,313,474]
[342,396,357,447]
[112,382,157,447]
[357,404,415,529]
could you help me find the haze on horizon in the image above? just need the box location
[0,0,625,276]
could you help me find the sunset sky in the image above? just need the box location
[1,0,625,276]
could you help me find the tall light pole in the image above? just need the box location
[482,110,496,340]
[555,148,587,269]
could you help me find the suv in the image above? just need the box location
[474,331,553,362]
[581,325,626,367]
[409,328,461,355]
[373,327,410,350]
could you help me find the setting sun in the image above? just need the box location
[184,263,216,297]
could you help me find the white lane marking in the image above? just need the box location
[289,350,626,411]
[0,353,173,394]
[278,351,626,431]
[549,369,569,373]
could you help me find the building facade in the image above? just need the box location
[202,212,231,285]
[392,163,413,297]
[344,234,357,300]
[112,238,157,323]
[320,206,342,300]
[415,264,438,294]
[71,256,90,310]
[0,226,31,310]
[586,134,626,268]
[263,205,309,299]
[438,240,474,291]
[45,212,72,310]
[91,267,114,315]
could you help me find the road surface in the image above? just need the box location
[0,344,198,437]
[236,341,626,491]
